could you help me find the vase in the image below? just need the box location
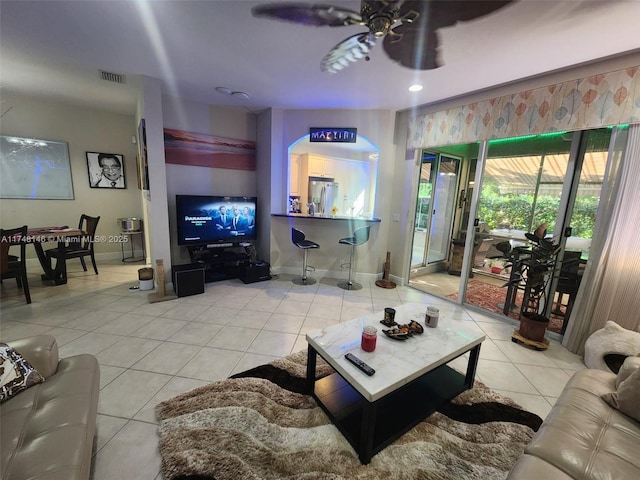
[518,311,549,342]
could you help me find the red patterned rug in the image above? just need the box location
[447,279,565,334]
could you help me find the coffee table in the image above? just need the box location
[306,303,485,464]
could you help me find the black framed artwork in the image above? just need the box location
[86,152,126,189]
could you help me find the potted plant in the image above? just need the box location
[502,225,562,344]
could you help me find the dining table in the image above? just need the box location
[25,226,86,285]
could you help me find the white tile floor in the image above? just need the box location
[0,260,586,480]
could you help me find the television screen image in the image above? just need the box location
[176,195,257,246]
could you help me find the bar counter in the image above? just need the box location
[271,213,381,223]
[270,213,382,281]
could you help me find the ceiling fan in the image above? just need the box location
[252,1,513,73]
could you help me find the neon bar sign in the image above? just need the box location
[309,128,357,143]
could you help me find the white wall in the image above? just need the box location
[263,108,397,278]
[161,96,258,265]
[0,93,142,260]
[137,76,171,280]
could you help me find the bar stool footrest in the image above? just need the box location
[338,280,362,290]
[293,276,317,286]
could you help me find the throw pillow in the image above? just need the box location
[602,366,640,422]
[616,356,640,388]
[0,343,45,403]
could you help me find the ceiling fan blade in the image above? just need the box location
[428,0,513,25]
[252,3,363,27]
[382,0,512,70]
[383,24,440,70]
[321,33,376,73]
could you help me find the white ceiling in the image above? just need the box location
[1,0,639,116]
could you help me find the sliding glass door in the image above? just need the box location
[407,128,619,337]
[410,152,460,269]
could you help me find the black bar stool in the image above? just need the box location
[291,227,319,285]
[338,225,370,290]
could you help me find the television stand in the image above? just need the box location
[187,244,251,283]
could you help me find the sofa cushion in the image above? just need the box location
[508,368,640,480]
[6,335,59,379]
[1,354,100,480]
[615,356,640,388]
[602,365,640,422]
[0,343,44,403]
[584,321,640,372]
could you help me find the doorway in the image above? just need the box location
[408,128,616,337]
[410,152,461,273]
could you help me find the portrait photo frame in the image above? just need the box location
[86,152,126,189]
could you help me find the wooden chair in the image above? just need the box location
[46,215,101,275]
[1,225,31,304]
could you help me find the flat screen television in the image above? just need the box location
[176,194,257,246]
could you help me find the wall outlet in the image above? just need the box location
[392,213,400,222]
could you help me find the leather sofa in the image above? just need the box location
[1,335,100,480]
[507,367,640,479]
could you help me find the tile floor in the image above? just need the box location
[0,260,586,480]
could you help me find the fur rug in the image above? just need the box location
[156,351,542,480]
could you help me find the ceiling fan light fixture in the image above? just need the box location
[368,14,392,36]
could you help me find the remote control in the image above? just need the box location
[345,353,375,376]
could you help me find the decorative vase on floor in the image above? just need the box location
[518,311,549,342]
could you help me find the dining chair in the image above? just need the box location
[1,225,32,304]
[46,214,101,275]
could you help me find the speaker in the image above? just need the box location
[239,263,271,284]
[172,263,205,297]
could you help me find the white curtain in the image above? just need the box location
[563,124,640,354]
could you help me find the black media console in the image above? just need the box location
[186,243,270,284]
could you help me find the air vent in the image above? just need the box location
[99,70,126,84]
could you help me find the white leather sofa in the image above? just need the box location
[1,335,100,480]
[507,365,640,479]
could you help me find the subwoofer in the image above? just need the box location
[172,263,205,297]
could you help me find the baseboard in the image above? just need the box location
[25,251,144,269]
[273,266,380,284]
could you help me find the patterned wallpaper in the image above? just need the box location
[407,66,640,149]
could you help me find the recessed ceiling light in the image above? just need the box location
[409,84,423,92]
[231,91,250,100]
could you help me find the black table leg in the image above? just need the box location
[33,240,68,285]
[306,345,317,394]
[465,343,482,388]
[359,401,377,464]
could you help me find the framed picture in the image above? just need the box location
[86,152,126,189]
[138,119,149,190]
[135,153,143,190]
[0,135,75,199]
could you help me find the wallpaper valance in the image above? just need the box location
[407,66,640,149]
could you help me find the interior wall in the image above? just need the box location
[161,96,258,265]
[138,76,171,280]
[0,92,141,260]
[265,108,396,277]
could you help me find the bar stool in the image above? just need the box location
[338,225,370,290]
[291,227,319,285]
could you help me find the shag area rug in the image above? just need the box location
[156,351,542,480]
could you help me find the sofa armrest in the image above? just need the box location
[8,335,59,379]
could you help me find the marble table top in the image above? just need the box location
[306,303,485,402]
